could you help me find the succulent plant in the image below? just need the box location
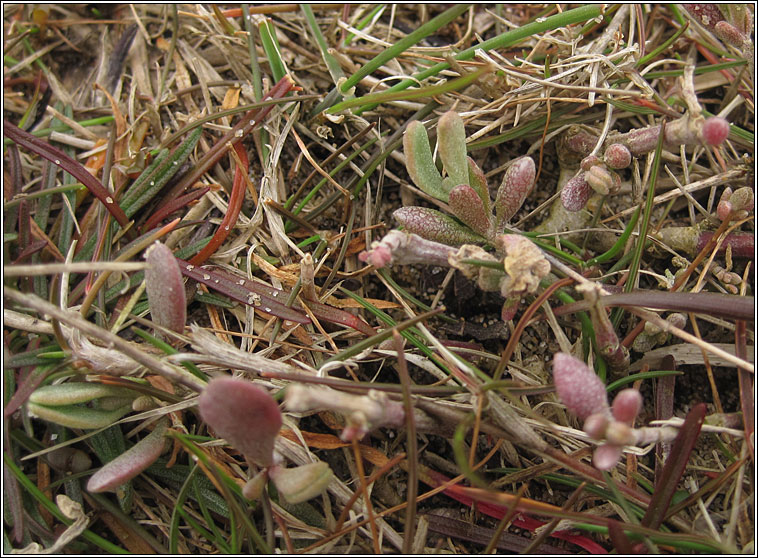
[144,241,186,335]
[198,377,333,503]
[552,353,679,471]
[395,111,536,246]
[558,114,731,213]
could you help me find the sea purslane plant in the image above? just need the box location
[552,353,679,471]
[198,377,334,504]
[388,111,536,246]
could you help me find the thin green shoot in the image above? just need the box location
[302,5,349,93]
[606,370,683,392]
[258,18,287,82]
[341,5,385,47]
[353,5,602,115]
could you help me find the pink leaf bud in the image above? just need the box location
[580,155,601,172]
[583,413,610,440]
[145,241,186,334]
[611,389,643,425]
[603,143,632,169]
[592,443,622,471]
[714,20,746,47]
[495,156,535,229]
[449,184,492,237]
[701,116,729,146]
[604,421,635,446]
[198,378,282,467]
[560,172,591,212]
[393,206,485,246]
[552,353,610,421]
[717,186,753,222]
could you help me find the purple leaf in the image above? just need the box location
[495,156,535,228]
[198,377,282,466]
[87,418,168,493]
[448,184,492,237]
[393,206,484,246]
[3,120,131,229]
[641,403,706,529]
[145,242,186,334]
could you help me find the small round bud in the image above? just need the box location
[592,444,622,471]
[552,353,610,421]
[580,155,601,171]
[560,173,591,212]
[666,313,687,330]
[584,413,610,440]
[701,117,729,146]
[603,143,632,169]
[611,389,643,424]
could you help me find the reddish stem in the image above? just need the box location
[189,143,248,266]
[696,231,754,259]
[140,186,210,233]
[3,120,131,229]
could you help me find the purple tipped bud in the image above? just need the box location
[495,156,535,228]
[701,117,729,146]
[145,241,186,334]
[593,443,622,471]
[560,173,591,212]
[611,389,643,424]
[552,353,610,421]
[604,143,632,169]
[198,378,282,467]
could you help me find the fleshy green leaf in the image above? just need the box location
[438,111,469,192]
[467,156,491,212]
[403,121,446,201]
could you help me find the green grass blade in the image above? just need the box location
[258,18,287,82]
[339,4,470,95]
[302,5,348,91]
[353,5,602,114]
